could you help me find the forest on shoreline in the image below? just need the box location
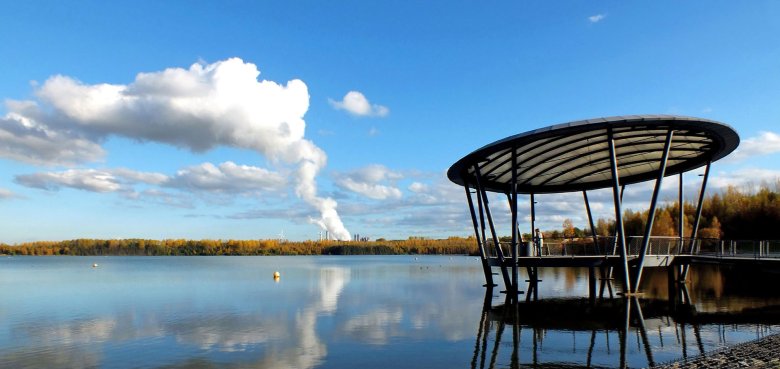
[0,237,477,256]
[1,184,777,256]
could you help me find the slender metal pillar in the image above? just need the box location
[681,162,711,280]
[506,193,524,244]
[476,182,488,252]
[689,161,711,247]
[530,193,536,255]
[608,129,631,292]
[583,191,599,253]
[632,130,674,293]
[474,165,512,289]
[465,180,495,287]
[511,148,519,298]
[679,173,685,239]
[607,185,625,281]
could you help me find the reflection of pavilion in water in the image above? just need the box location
[472,276,780,369]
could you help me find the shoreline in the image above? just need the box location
[653,333,780,368]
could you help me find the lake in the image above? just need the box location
[0,256,778,368]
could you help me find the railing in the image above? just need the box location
[479,236,780,259]
[701,239,780,259]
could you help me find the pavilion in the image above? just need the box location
[447,115,740,296]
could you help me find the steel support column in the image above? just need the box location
[474,165,512,289]
[632,130,674,293]
[607,185,625,281]
[530,193,537,255]
[464,180,495,287]
[679,173,685,240]
[511,148,519,298]
[506,193,523,244]
[583,191,599,254]
[608,129,631,292]
[681,161,711,280]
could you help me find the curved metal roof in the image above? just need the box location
[448,115,739,194]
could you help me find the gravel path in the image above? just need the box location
[653,333,780,368]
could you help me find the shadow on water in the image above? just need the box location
[471,265,780,369]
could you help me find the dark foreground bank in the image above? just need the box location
[654,333,780,368]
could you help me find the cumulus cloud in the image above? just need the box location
[15,161,288,195]
[708,168,780,190]
[0,110,105,166]
[588,14,606,23]
[725,131,780,162]
[335,164,403,200]
[1,58,350,239]
[15,169,123,192]
[167,162,286,193]
[329,91,389,117]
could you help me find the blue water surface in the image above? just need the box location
[0,256,775,368]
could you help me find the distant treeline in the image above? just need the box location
[0,237,479,256]
[1,184,777,256]
[548,183,780,241]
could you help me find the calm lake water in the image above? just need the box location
[0,256,778,368]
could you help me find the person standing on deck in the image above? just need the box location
[535,228,544,256]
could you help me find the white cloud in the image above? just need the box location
[335,164,403,200]
[329,91,389,117]
[112,168,168,185]
[167,161,286,193]
[408,182,428,193]
[338,178,402,200]
[15,169,123,193]
[348,164,403,183]
[0,111,105,166]
[708,168,780,190]
[588,14,606,23]
[15,161,288,197]
[725,131,780,162]
[2,58,350,240]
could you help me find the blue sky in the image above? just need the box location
[1,1,779,242]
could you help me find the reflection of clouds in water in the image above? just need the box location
[337,265,481,344]
[342,308,404,344]
[409,302,475,341]
[169,315,287,352]
[18,318,117,345]
[14,314,166,345]
[0,347,101,369]
[319,267,350,314]
[6,265,352,369]
[248,266,349,369]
